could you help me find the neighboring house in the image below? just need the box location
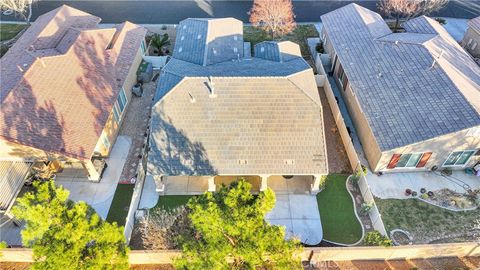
[0,5,146,210]
[147,18,328,194]
[321,4,480,173]
[461,16,480,58]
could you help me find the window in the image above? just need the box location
[140,40,147,54]
[395,153,422,167]
[101,133,110,150]
[336,63,348,91]
[443,150,475,166]
[112,103,120,123]
[471,42,477,50]
[117,87,127,113]
[387,152,432,169]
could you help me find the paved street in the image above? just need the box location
[1,0,479,24]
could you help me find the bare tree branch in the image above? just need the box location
[0,0,37,23]
[249,0,296,39]
[378,0,449,32]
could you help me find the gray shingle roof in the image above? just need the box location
[321,4,480,151]
[173,18,244,66]
[149,77,326,176]
[469,16,480,33]
[148,18,326,176]
[254,41,302,62]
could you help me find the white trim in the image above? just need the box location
[442,150,476,167]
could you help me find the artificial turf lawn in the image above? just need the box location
[152,195,194,212]
[106,184,135,226]
[0,24,27,41]
[316,174,363,244]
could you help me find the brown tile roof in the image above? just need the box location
[0,5,146,160]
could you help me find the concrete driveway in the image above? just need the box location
[56,136,131,219]
[266,176,322,245]
[266,194,322,245]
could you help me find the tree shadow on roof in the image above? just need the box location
[147,112,217,176]
[0,79,73,159]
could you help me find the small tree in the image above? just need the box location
[249,0,296,39]
[12,180,129,270]
[378,0,449,32]
[0,0,38,24]
[174,179,303,269]
[150,33,171,56]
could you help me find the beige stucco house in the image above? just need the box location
[0,5,146,210]
[321,4,480,173]
[461,16,480,58]
[147,18,328,194]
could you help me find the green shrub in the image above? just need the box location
[364,231,392,247]
[315,42,324,53]
[421,193,429,199]
[360,202,373,216]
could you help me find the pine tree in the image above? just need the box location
[12,180,129,270]
[174,179,302,270]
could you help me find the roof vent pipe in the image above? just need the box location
[188,92,196,103]
[207,77,216,98]
[430,50,444,69]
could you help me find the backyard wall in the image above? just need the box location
[124,126,150,243]
[3,242,479,265]
[314,54,387,236]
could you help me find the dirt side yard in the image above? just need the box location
[318,88,352,174]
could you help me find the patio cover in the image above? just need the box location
[0,161,32,211]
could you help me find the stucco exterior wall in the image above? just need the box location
[461,27,480,58]
[375,127,480,172]
[93,46,143,157]
[331,59,382,171]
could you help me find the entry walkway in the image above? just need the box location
[57,136,131,219]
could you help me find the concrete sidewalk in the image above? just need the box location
[57,136,132,219]
[367,170,480,199]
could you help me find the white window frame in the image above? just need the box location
[394,152,425,168]
[112,103,120,123]
[117,87,128,114]
[443,150,476,167]
[140,39,147,54]
[101,133,110,150]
